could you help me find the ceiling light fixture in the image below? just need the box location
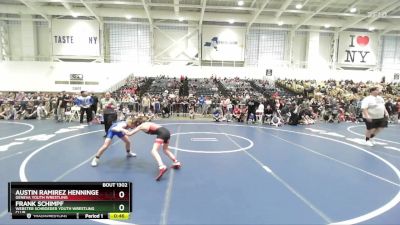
[238,1,244,6]
[278,21,283,26]
[368,27,375,31]
[295,4,302,9]
[125,15,132,20]
[350,7,357,13]
[324,24,330,28]
[228,19,234,24]
[178,17,184,22]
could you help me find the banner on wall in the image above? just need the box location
[52,19,100,56]
[202,26,245,61]
[338,32,378,66]
[70,74,83,81]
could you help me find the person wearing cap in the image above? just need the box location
[361,87,389,146]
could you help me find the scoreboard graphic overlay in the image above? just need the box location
[8,182,132,220]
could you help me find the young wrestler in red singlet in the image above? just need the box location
[127,116,181,181]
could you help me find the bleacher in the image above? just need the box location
[147,77,182,96]
[189,78,219,97]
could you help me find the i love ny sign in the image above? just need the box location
[338,32,377,66]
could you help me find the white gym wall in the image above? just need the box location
[7,20,22,60]
[36,21,50,60]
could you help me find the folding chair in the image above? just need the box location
[68,106,81,122]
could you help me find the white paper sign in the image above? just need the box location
[338,32,378,66]
[202,26,245,61]
[52,19,100,56]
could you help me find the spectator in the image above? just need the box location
[246,96,257,124]
[361,87,389,146]
[255,101,264,124]
[199,95,206,115]
[212,107,223,122]
[36,102,48,120]
[385,98,396,123]
[23,102,38,120]
[100,92,117,138]
[0,102,16,120]
[56,91,69,122]
[91,93,99,117]
[76,91,93,124]
[142,94,151,114]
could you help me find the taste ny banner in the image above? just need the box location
[338,32,378,66]
[202,26,245,61]
[52,19,100,56]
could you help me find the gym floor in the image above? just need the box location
[0,120,399,225]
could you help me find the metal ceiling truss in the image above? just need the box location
[0,0,399,33]
[199,0,207,26]
[338,0,398,32]
[293,0,336,30]
[80,0,101,23]
[154,28,198,59]
[247,0,271,32]
[141,0,153,27]
[19,0,50,22]
[275,0,294,19]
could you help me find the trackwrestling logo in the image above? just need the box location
[204,37,238,51]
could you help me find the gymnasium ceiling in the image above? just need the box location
[0,0,400,33]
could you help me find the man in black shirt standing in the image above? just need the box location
[91,93,99,116]
[100,92,117,137]
[56,91,69,122]
[385,98,396,123]
[246,96,258,123]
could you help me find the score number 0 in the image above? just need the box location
[118,191,125,211]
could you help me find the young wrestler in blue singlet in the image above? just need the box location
[91,118,136,167]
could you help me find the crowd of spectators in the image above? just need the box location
[1,76,399,127]
[0,91,58,120]
[275,78,400,124]
[116,76,147,95]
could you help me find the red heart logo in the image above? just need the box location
[356,36,369,46]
